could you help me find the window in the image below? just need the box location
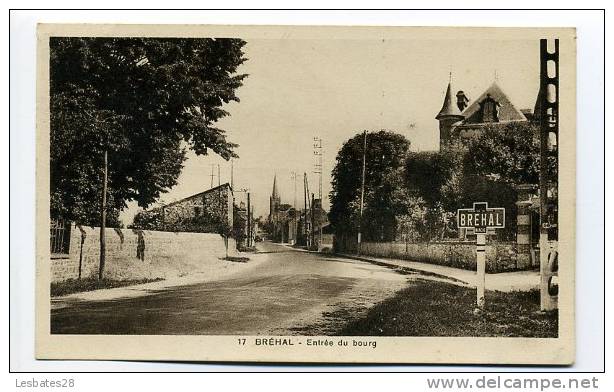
[480,94,499,123]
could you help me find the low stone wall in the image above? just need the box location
[51,224,238,283]
[356,241,520,273]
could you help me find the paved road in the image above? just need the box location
[51,242,408,335]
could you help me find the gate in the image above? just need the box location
[50,219,71,255]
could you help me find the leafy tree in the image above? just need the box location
[50,37,248,225]
[51,37,247,278]
[329,130,411,243]
[402,151,464,240]
[456,174,518,240]
[131,209,164,230]
[463,122,541,185]
[400,123,543,241]
[459,122,544,240]
[404,150,461,211]
[395,196,429,243]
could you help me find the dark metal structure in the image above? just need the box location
[538,38,559,311]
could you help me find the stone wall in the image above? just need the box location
[341,240,521,273]
[133,183,234,232]
[51,224,238,283]
[162,183,233,229]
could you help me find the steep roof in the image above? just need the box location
[461,82,527,124]
[162,183,232,208]
[436,81,463,119]
[271,174,280,200]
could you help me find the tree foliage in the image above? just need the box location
[459,122,543,239]
[405,151,460,210]
[329,131,411,242]
[50,37,247,226]
[402,123,541,241]
[463,122,541,185]
[331,123,542,244]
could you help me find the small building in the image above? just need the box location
[132,183,234,234]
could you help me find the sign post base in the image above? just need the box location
[457,202,504,310]
[476,232,486,309]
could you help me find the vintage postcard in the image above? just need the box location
[35,24,576,364]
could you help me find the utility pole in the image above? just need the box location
[218,164,221,187]
[230,159,234,189]
[210,164,215,188]
[291,171,297,209]
[313,137,323,250]
[246,191,252,248]
[358,130,367,255]
[250,205,254,247]
[290,170,297,246]
[311,193,315,249]
[303,172,308,245]
[99,149,108,280]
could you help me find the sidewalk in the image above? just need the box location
[338,253,539,292]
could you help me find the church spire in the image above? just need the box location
[272,173,280,200]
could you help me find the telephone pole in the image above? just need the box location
[313,137,323,250]
[99,149,108,280]
[304,172,311,247]
[311,193,315,248]
[358,131,367,255]
[246,191,251,248]
[291,171,297,209]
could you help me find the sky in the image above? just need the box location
[120,37,541,225]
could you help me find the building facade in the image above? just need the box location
[132,183,234,234]
[267,175,328,247]
[267,175,295,243]
[436,78,531,150]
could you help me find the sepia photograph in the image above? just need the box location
[35,24,576,363]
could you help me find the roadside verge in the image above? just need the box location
[336,253,539,292]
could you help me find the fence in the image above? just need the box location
[50,219,71,255]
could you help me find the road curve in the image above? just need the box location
[51,242,409,335]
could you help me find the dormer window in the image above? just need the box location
[480,94,500,123]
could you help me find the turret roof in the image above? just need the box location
[436,81,464,119]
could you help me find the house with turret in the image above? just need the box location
[435,74,544,268]
[436,75,533,150]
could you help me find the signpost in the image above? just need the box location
[457,202,505,309]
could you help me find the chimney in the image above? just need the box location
[456,90,469,112]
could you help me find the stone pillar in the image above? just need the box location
[515,184,537,269]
